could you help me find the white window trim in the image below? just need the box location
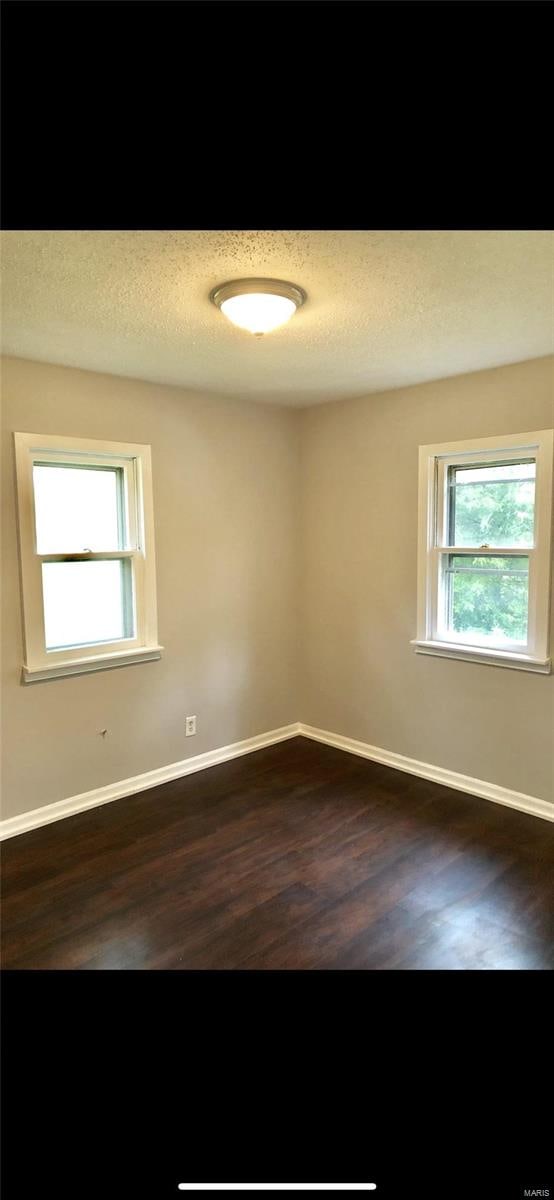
[14,432,163,682]
[411,429,553,674]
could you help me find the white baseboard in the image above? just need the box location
[299,724,554,823]
[2,719,551,841]
[0,723,302,841]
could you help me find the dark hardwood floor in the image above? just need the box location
[2,737,553,969]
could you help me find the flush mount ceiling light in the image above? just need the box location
[210,277,306,336]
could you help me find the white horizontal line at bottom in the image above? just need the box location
[177,1188,377,1193]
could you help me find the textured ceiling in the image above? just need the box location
[1,230,553,406]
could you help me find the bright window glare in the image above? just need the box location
[42,561,131,649]
[453,463,536,484]
[220,293,297,334]
[33,465,122,553]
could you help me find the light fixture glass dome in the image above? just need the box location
[211,278,306,335]
[221,292,297,335]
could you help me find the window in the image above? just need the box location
[14,433,162,681]
[412,430,553,673]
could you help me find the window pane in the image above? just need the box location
[42,560,134,650]
[444,554,529,645]
[448,461,535,548]
[33,464,124,553]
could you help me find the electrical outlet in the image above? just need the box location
[185,715,197,737]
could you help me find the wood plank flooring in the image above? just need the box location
[2,737,553,969]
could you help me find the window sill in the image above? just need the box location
[410,639,551,674]
[22,645,164,683]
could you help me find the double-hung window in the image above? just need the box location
[413,429,553,673]
[14,432,162,681]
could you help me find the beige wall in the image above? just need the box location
[299,356,554,804]
[1,356,300,819]
[2,354,553,824]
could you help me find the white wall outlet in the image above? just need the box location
[185,715,197,737]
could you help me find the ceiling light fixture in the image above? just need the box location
[210,277,306,336]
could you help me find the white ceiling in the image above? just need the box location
[1,229,552,406]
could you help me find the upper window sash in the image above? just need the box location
[28,449,139,555]
[435,445,538,551]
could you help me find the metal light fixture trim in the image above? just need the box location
[210,277,307,335]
